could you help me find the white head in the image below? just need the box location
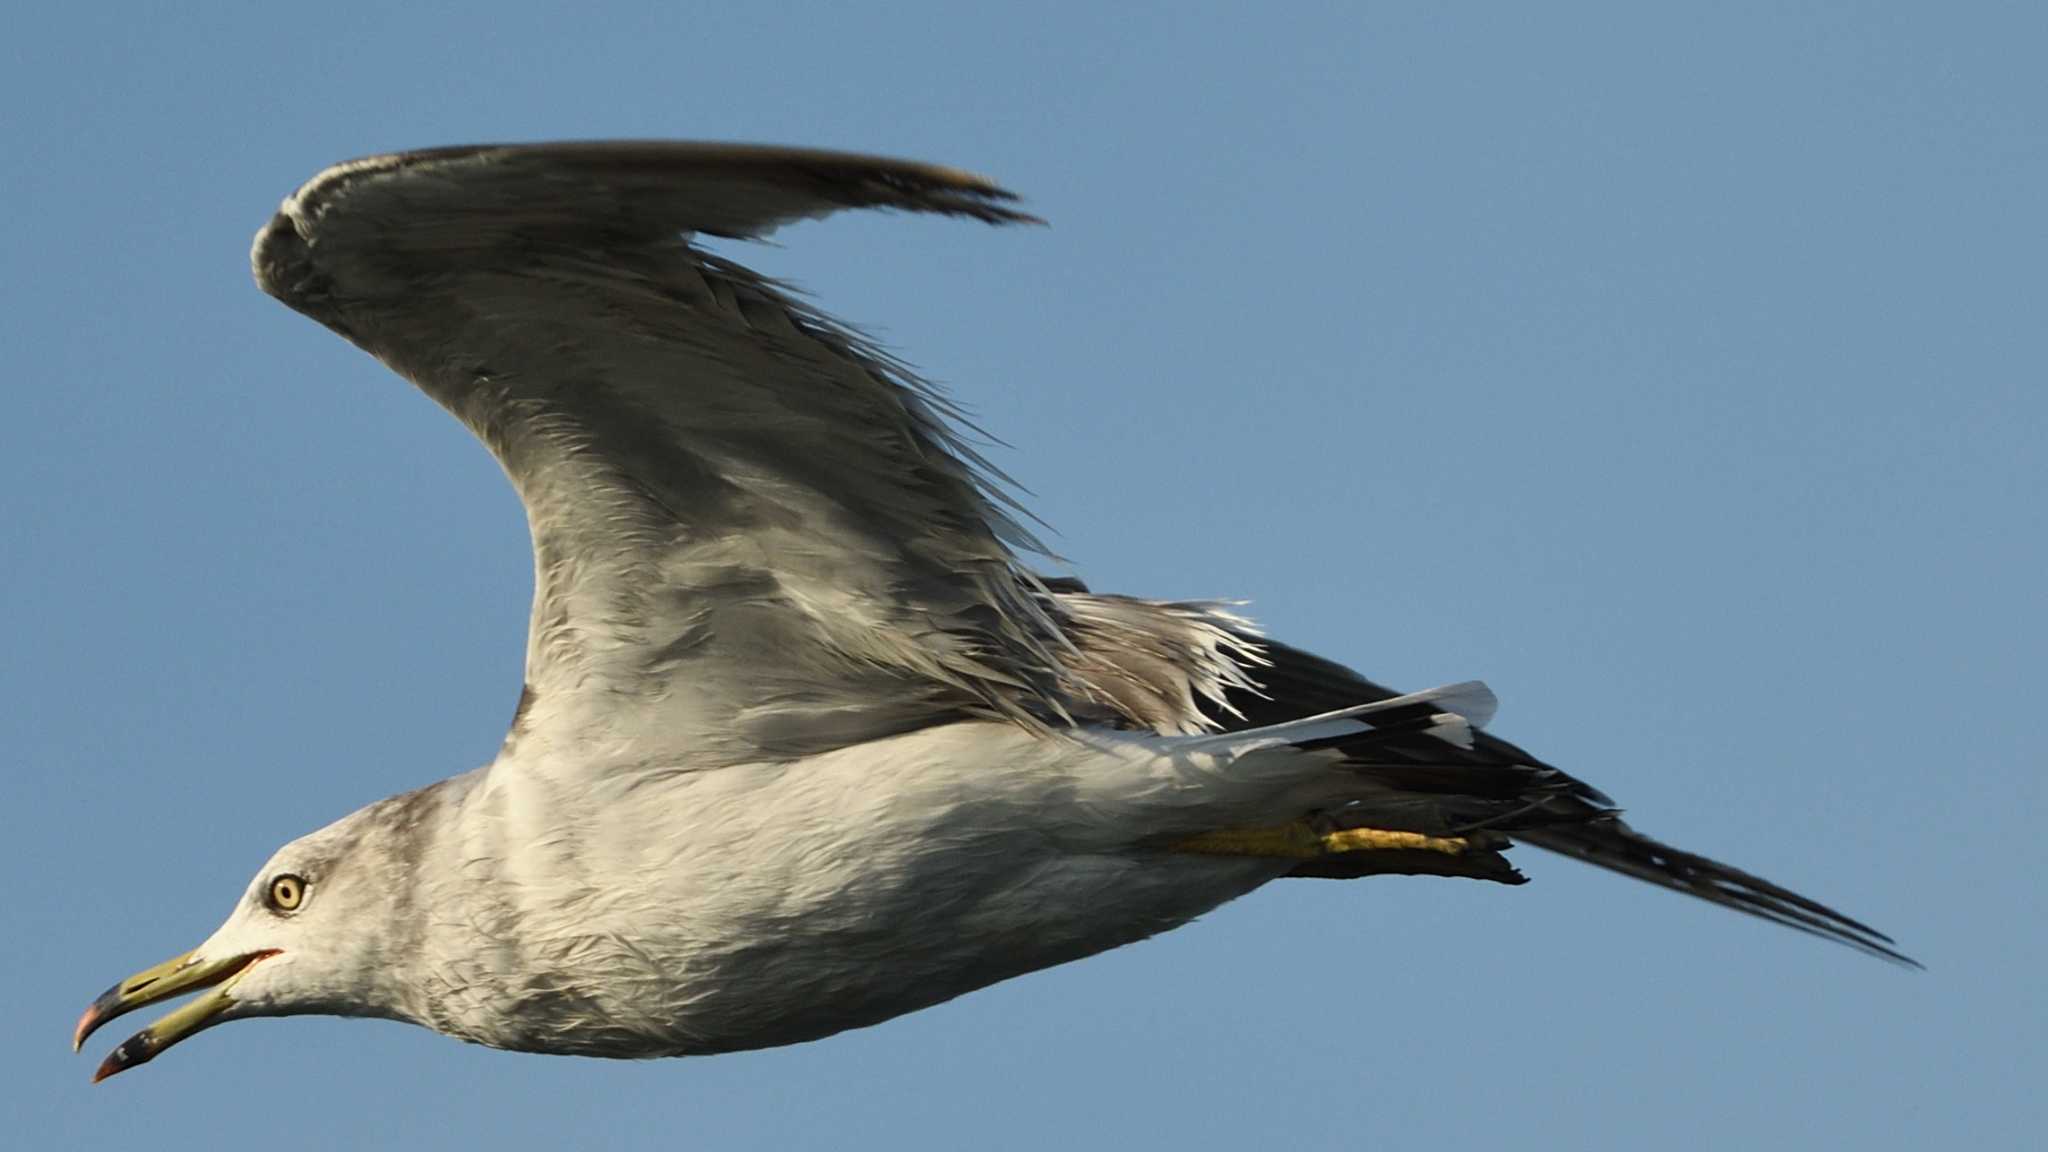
[75,784,452,1081]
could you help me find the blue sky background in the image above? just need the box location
[4,3,2041,1148]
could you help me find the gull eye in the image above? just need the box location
[267,874,307,912]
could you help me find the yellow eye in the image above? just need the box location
[268,874,306,912]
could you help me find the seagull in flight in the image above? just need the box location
[75,142,1912,1082]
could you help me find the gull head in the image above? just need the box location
[74,789,442,1081]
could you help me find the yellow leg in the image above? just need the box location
[1168,824,1470,859]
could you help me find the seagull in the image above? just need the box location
[75,142,1912,1083]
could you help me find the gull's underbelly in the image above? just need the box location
[638,849,1283,1056]
[451,732,1297,1058]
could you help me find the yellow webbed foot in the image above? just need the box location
[1167,824,1469,859]
[1167,822,1525,884]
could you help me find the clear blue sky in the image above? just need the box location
[4,3,2040,1148]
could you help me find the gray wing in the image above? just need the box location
[251,142,1073,767]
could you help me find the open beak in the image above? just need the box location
[74,948,278,1082]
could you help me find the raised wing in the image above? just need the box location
[251,142,1070,767]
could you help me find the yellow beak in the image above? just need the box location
[74,948,277,1082]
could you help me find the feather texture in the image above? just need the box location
[254,143,1075,768]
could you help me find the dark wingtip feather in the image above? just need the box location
[1516,818,1919,968]
[1210,637,1911,966]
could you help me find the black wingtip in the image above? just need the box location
[1516,819,1919,968]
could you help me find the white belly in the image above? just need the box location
[435,722,1316,1056]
